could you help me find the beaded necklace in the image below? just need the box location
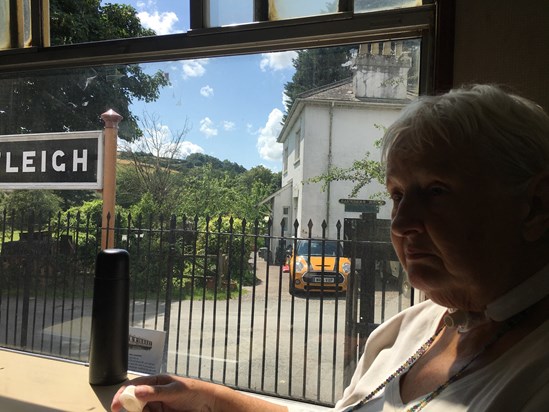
[350,311,525,412]
[348,326,444,411]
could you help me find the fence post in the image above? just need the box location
[343,218,358,388]
[343,213,399,388]
[162,215,177,372]
[100,109,122,250]
[20,211,34,349]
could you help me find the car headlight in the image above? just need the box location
[342,261,351,274]
[295,257,307,273]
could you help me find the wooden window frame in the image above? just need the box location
[0,1,454,94]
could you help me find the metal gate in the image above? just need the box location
[343,213,413,387]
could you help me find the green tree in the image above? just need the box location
[116,162,144,209]
[0,0,169,140]
[232,166,281,220]
[177,164,239,218]
[121,112,191,214]
[174,163,280,223]
[238,165,281,192]
[0,190,62,219]
[128,192,159,221]
[283,45,356,117]
[197,216,256,287]
[308,134,386,198]
[53,189,99,211]
[177,153,246,175]
[309,152,386,198]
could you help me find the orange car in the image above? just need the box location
[288,239,350,295]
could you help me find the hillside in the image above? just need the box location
[118,151,247,175]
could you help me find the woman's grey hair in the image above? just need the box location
[381,84,549,187]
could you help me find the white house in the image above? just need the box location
[265,42,414,245]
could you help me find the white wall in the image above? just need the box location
[328,103,402,221]
[287,101,403,238]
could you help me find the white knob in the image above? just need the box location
[119,385,147,412]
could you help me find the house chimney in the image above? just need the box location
[353,41,412,100]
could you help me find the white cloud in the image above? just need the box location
[200,85,214,97]
[136,1,153,9]
[200,117,218,138]
[120,122,202,159]
[136,1,153,8]
[137,11,179,35]
[180,141,205,157]
[181,59,209,79]
[260,51,297,72]
[121,123,172,155]
[257,108,283,162]
[222,121,235,131]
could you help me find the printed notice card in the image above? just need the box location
[128,327,166,374]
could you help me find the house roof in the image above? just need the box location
[298,77,357,102]
[278,78,410,143]
[299,76,416,104]
[258,181,293,206]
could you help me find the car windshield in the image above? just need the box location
[296,240,343,257]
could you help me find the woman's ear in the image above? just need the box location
[522,171,549,242]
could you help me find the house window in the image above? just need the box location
[283,146,289,173]
[294,128,301,163]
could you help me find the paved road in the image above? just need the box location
[0,257,408,405]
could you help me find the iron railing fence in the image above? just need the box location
[0,209,411,406]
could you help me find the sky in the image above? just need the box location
[101,0,331,172]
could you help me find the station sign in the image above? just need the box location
[0,131,103,189]
[339,198,385,213]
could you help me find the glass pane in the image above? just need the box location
[23,0,31,47]
[0,38,420,405]
[48,1,189,46]
[354,39,421,98]
[0,39,420,181]
[207,0,254,27]
[269,0,338,20]
[355,0,422,14]
[0,1,10,50]
[0,0,32,50]
[0,63,168,138]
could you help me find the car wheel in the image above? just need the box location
[288,275,296,296]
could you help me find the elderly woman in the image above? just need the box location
[111,84,549,412]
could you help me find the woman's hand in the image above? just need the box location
[111,374,288,412]
[111,374,215,412]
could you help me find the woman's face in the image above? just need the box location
[386,140,528,311]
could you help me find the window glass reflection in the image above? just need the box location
[23,0,32,47]
[0,0,33,50]
[269,0,338,20]
[0,63,169,139]
[49,1,188,46]
[0,1,10,50]
[0,38,420,404]
[355,0,422,14]
[0,39,420,151]
[207,0,253,27]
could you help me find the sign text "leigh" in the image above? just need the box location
[0,131,103,190]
